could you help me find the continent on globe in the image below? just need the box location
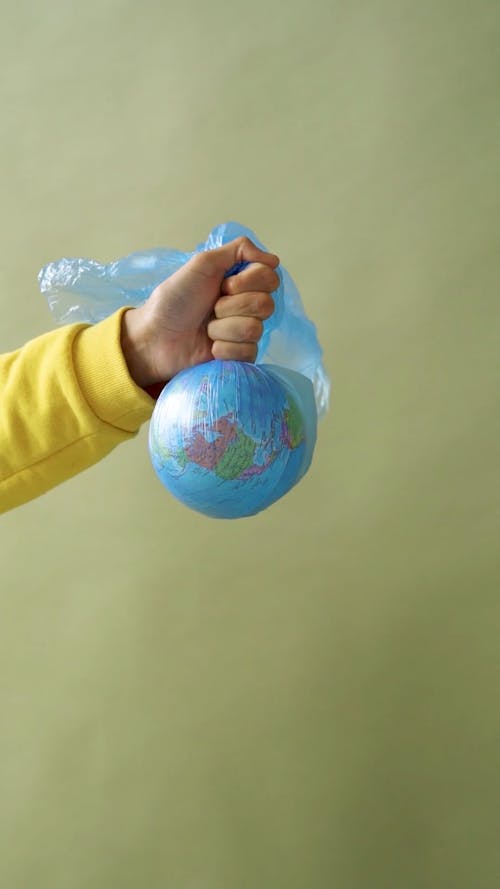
[184,413,259,480]
[184,415,238,471]
[281,398,305,450]
[212,427,256,481]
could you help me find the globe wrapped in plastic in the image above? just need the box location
[149,360,317,518]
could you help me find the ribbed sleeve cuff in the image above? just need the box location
[72,308,155,433]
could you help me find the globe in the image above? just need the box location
[148,360,317,519]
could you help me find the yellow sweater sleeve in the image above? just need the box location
[0,309,154,514]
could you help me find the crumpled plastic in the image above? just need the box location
[38,222,330,416]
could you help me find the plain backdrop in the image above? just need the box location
[1,1,499,887]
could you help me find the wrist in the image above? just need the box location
[120,307,158,389]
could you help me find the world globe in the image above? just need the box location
[148,360,317,519]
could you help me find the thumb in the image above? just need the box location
[206,236,280,276]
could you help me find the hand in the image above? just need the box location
[121,236,279,389]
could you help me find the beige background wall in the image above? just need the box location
[1,1,499,886]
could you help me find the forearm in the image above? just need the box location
[0,310,154,513]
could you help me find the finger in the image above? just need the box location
[220,262,280,296]
[207,316,264,344]
[211,340,258,362]
[213,291,275,321]
[208,237,279,275]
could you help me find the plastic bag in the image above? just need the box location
[39,222,330,416]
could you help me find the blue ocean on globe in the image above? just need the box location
[149,360,317,519]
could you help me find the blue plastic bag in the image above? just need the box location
[39,222,330,416]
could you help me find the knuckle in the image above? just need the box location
[238,320,250,341]
[268,269,280,291]
[214,294,232,316]
[258,292,275,318]
[243,318,263,341]
[246,266,278,292]
[211,340,225,359]
[235,236,249,256]
[244,343,258,362]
